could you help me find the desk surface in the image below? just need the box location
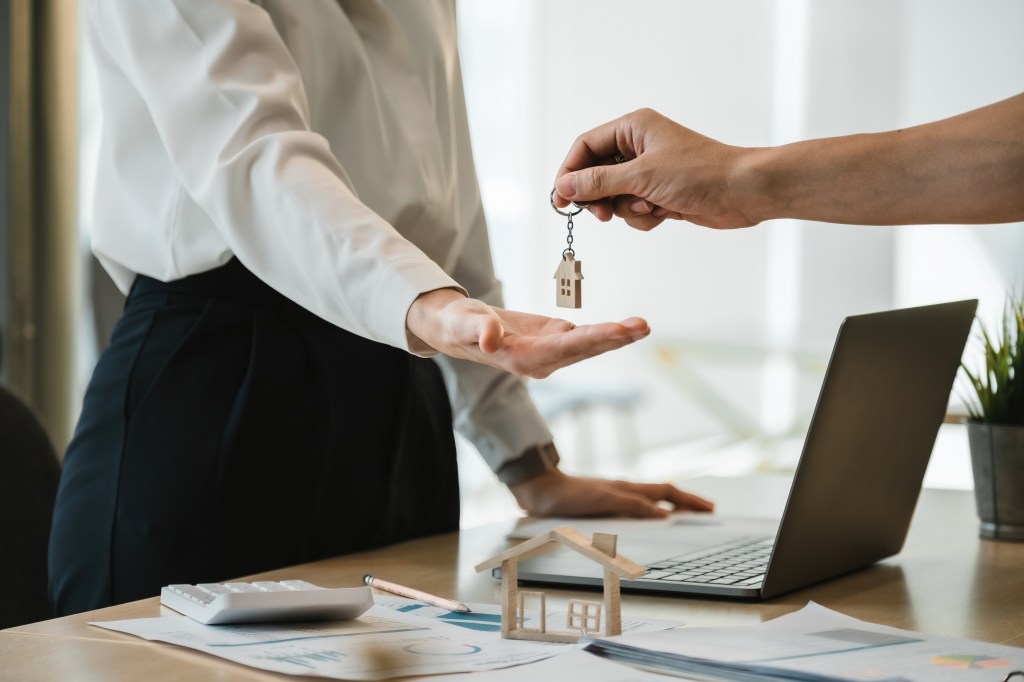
[4,475,1024,681]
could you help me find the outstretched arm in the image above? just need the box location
[553,94,1024,229]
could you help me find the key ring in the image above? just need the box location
[550,189,584,216]
[551,189,585,309]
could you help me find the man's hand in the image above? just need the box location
[554,95,1024,228]
[509,469,715,518]
[406,289,649,379]
[552,108,760,231]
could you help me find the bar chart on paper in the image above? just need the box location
[378,596,679,636]
[259,647,349,670]
[393,603,504,633]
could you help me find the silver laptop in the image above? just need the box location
[513,300,977,599]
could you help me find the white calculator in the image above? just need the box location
[160,580,374,625]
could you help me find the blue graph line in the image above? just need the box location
[438,620,501,633]
[746,637,924,664]
[207,627,427,648]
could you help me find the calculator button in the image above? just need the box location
[197,583,232,595]
[252,581,289,592]
[174,585,216,603]
[223,582,262,593]
[280,580,322,590]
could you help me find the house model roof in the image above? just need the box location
[474,525,646,579]
[553,255,584,280]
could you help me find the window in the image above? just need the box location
[566,599,602,634]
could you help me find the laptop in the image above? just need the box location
[513,300,978,599]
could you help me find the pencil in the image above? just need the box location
[363,575,472,613]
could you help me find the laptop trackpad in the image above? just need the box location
[519,516,780,578]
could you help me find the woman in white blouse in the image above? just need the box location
[49,1,713,615]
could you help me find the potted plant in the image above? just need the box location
[961,297,1024,541]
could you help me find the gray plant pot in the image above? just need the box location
[966,421,1024,541]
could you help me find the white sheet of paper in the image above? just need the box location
[93,605,567,680]
[507,513,765,540]
[458,649,683,681]
[373,596,681,639]
[510,516,672,541]
[90,599,681,680]
[591,602,1024,681]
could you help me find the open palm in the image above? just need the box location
[409,292,649,379]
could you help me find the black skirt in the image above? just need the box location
[49,259,459,616]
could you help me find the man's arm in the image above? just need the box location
[747,92,1024,225]
[553,93,1024,229]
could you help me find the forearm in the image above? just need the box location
[745,93,1024,225]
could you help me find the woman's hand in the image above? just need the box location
[509,468,714,518]
[406,289,649,379]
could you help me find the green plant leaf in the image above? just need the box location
[960,295,1024,425]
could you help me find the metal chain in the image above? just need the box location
[563,213,575,257]
[551,189,580,258]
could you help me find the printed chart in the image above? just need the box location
[930,654,1012,670]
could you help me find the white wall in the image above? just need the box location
[456,0,1024,509]
[895,0,1024,325]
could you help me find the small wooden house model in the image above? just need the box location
[474,525,645,643]
[554,254,583,308]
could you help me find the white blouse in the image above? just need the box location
[82,0,552,472]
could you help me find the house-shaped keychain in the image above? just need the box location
[554,253,583,309]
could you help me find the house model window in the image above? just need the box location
[553,253,583,309]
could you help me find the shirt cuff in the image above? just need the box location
[367,256,467,355]
[496,442,561,485]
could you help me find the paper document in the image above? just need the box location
[373,595,680,638]
[586,602,1024,681]
[508,513,773,541]
[461,649,680,681]
[509,514,706,541]
[94,605,563,679]
[92,599,681,680]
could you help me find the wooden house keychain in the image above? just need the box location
[550,189,585,309]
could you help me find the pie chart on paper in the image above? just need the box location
[403,642,482,656]
[929,654,1011,670]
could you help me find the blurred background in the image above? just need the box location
[453,0,1024,523]
[1,0,1022,527]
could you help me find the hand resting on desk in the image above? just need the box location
[509,469,714,518]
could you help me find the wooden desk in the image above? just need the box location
[3,476,1023,681]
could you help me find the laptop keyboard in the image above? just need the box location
[640,536,773,587]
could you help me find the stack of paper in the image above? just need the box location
[585,603,1024,682]
[93,597,679,680]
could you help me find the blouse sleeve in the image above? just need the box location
[431,200,556,475]
[86,0,464,351]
